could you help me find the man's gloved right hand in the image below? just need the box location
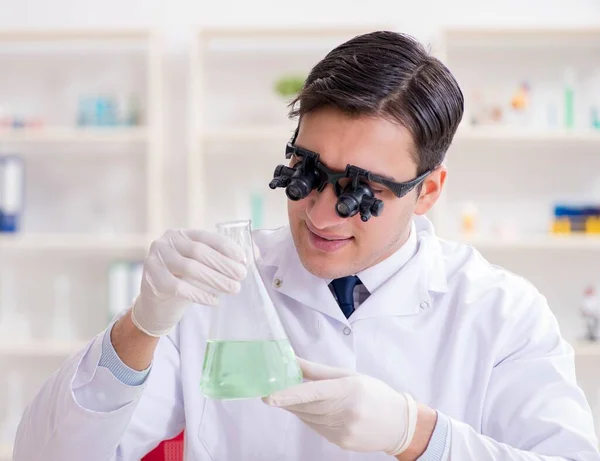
[131,229,248,337]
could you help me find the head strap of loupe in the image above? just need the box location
[269,127,433,222]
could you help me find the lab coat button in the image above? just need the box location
[420,300,429,309]
[273,278,283,288]
[343,327,352,335]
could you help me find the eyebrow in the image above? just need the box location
[367,170,397,182]
[294,143,398,183]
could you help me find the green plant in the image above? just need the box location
[274,74,306,98]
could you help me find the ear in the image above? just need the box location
[414,165,447,216]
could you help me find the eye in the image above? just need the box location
[290,153,302,167]
[365,182,385,194]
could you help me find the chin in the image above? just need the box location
[290,215,359,278]
[294,242,355,279]
[299,255,331,278]
[299,255,347,279]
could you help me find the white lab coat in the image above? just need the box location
[14,216,600,461]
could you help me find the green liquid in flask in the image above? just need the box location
[200,339,303,399]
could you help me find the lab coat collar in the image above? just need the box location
[263,228,349,324]
[349,217,448,322]
[259,215,448,323]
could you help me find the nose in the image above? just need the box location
[305,184,347,229]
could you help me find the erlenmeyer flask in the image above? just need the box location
[200,220,302,399]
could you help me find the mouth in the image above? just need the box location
[304,221,353,253]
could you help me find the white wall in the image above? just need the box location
[1,0,600,35]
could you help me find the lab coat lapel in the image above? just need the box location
[255,219,448,323]
[256,228,348,324]
[350,228,449,322]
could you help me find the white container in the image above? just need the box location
[108,261,132,322]
[0,156,25,232]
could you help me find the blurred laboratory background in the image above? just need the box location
[1,0,600,458]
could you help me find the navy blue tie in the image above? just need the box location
[330,276,362,319]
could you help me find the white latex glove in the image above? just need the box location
[131,229,248,337]
[264,358,418,456]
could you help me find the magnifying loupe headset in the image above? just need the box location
[269,127,433,222]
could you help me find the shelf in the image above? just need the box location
[461,234,600,250]
[575,342,600,357]
[0,340,88,358]
[198,25,394,53]
[199,25,393,39]
[1,340,589,360]
[0,233,151,252]
[0,127,148,144]
[0,29,152,42]
[454,127,600,143]
[443,27,600,48]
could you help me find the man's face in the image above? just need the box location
[287,107,445,279]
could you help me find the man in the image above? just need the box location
[14,31,599,461]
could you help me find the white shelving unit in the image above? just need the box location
[189,25,391,229]
[0,29,164,233]
[0,126,148,144]
[437,27,600,438]
[0,29,164,455]
[461,233,600,250]
[434,27,600,242]
[0,340,88,358]
[455,126,600,143]
[0,232,151,251]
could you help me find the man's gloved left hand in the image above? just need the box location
[264,358,419,456]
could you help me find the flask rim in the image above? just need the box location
[215,219,252,230]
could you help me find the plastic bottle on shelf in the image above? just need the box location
[590,67,600,130]
[460,201,478,237]
[531,80,558,131]
[0,268,31,343]
[595,388,600,440]
[51,274,77,342]
[95,95,114,127]
[581,285,600,342]
[77,95,93,127]
[108,261,132,324]
[250,190,264,230]
[0,155,25,233]
[116,93,129,127]
[130,262,144,302]
[563,67,576,129]
[0,105,9,128]
[468,88,485,126]
[127,94,142,126]
[509,81,531,128]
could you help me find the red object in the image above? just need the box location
[142,432,184,461]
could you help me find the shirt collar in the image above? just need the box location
[354,219,418,295]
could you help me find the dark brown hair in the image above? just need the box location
[289,31,464,176]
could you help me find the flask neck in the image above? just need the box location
[216,220,254,262]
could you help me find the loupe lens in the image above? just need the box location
[336,196,359,217]
[286,179,310,201]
